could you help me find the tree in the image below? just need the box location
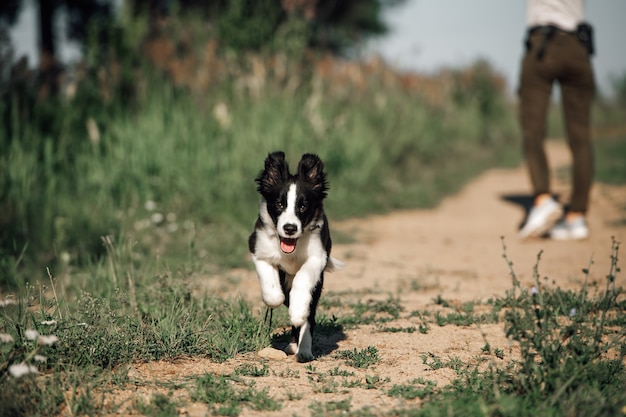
[0,0,21,63]
[38,0,114,96]
[0,1,21,26]
[127,0,405,54]
[1,1,113,74]
[312,0,406,53]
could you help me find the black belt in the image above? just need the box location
[525,23,594,60]
[528,24,576,37]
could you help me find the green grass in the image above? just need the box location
[191,373,281,416]
[595,134,626,185]
[335,346,381,369]
[0,42,525,288]
[1,239,624,415]
[387,378,437,400]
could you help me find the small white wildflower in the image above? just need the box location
[25,329,39,340]
[530,286,538,295]
[167,223,179,233]
[134,219,151,231]
[34,355,47,363]
[151,212,164,225]
[166,212,177,223]
[77,322,88,328]
[9,363,38,378]
[60,251,71,264]
[41,320,57,326]
[569,308,577,317]
[0,299,17,307]
[38,334,59,346]
[0,333,14,343]
[144,200,157,211]
[213,102,232,130]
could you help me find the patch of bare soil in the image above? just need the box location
[107,141,626,416]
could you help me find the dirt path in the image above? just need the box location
[118,141,626,416]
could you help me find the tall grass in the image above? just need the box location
[1,34,524,287]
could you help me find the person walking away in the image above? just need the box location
[517,0,595,240]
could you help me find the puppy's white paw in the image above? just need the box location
[289,287,311,327]
[261,287,285,308]
[288,304,309,327]
[284,342,298,355]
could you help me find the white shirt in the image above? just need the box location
[527,0,585,31]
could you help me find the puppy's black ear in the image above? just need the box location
[297,153,328,198]
[256,151,290,194]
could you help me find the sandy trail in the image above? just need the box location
[116,140,625,416]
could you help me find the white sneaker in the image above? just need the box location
[549,217,589,240]
[519,197,563,239]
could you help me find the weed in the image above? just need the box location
[309,398,352,417]
[494,347,505,360]
[237,386,281,412]
[336,297,404,328]
[286,391,302,401]
[498,238,626,409]
[328,366,355,377]
[421,353,445,370]
[135,393,178,417]
[234,363,270,377]
[365,374,389,389]
[0,287,65,416]
[276,367,300,378]
[376,325,417,333]
[336,346,381,369]
[387,378,437,400]
[434,311,476,326]
[0,371,64,417]
[432,294,450,307]
[310,374,339,394]
[190,373,280,416]
[407,310,430,334]
[417,238,626,416]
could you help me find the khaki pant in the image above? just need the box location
[518,29,595,213]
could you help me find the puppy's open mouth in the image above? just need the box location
[280,237,298,254]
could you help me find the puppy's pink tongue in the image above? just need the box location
[280,238,297,253]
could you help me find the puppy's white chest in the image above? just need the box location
[279,253,305,276]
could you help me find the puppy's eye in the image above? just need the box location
[299,205,307,213]
[275,202,284,210]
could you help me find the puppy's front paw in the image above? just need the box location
[262,287,285,308]
[288,304,309,327]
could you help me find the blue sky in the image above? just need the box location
[10,0,626,97]
[367,0,626,97]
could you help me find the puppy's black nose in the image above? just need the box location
[283,223,298,236]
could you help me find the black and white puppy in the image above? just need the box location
[248,151,343,362]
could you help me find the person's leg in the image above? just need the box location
[519,45,554,200]
[559,44,595,214]
[547,35,594,241]
[518,38,563,239]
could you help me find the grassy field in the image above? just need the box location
[0,238,624,416]
[1,21,626,415]
[1,52,527,288]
